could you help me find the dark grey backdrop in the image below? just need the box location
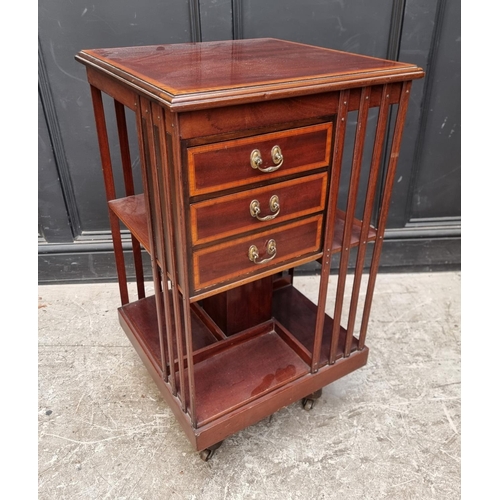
[38,0,460,283]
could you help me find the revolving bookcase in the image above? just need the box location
[76,38,424,460]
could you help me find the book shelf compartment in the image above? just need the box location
[119,283,361,428]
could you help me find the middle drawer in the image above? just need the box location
[190,172,328,246]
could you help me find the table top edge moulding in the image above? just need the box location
[75,38,424,111]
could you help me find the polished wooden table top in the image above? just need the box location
[76,38,424,110]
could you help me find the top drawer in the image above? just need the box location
[187,122,332,197]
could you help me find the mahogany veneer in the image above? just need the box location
[76,38,424,457]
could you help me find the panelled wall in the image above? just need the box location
[38,0,460,283]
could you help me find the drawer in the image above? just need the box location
[190,172,328,245]
[187,122,332,196]
[192,215,323,291]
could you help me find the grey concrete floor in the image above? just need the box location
[38,272,461,500]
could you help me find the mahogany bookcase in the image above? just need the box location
[76,39,424,460]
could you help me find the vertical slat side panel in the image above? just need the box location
[137,97,168,381]
[345,84,392,352]
[152,126,176,384]
[89,85,129,305]
[114,100,146,300]
[359,81,413,348]
[311,90,350,373]
[170,112,198,426]
[330,87,372,362]
[164,130,189,407]
[153,103,182,398]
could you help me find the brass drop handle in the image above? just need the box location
[248,239,277,265]
[250,145,284,172]
[249,195,280,221]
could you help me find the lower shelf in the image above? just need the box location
[118,294,220,373]
[272,284,359,366]
[118,284,368,450]
[181,326,310,426]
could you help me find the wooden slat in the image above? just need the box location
[114,100,145,299]
[152,104,179,391]
[331,86,372,362]
[89,85,129,305]
[170,111,199,425]
[344,84,391,354]
[153,103,186,401]
[139,98,169,383]
[311,89,349,373]
[359,81,413,348]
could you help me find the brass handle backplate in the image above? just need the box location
[250,145,283,172]
[248,239,277,265]
[249,195,280,221]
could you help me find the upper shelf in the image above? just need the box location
[109,194,149,250]
[75,38,424,111]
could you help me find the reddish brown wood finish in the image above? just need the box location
[358,81,413,349]
[77,38,424,454]
[190,172,328,245]
[86,67,136,110]
[332,86,371,362]
[89,85,129,306]
[119,294,219,369]
[182,329,310,426]
[138,98,170,381]
[192,215,323,291]
[76,39,423,111]
[119,300,369,451]
[114,100,146,300]
[152,103,186,399]
[178,84,403,141]
[180,94,339,140]
[202,276,273,336]
[345,84,392,354]
[107,195,375,259]
[108,195,149,248]
[311,90,349,372]
[187,123,332,197]
[273,285,359,366]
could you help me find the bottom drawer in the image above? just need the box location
[192,215,323,291]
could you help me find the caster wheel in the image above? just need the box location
[302,398,315,411]
[199,449,215,462]
[301,388,322,411]
[199,440,223,462]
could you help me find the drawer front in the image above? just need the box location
[192,215,323,291]
[190,172,328,245]
[187,123,332,196]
